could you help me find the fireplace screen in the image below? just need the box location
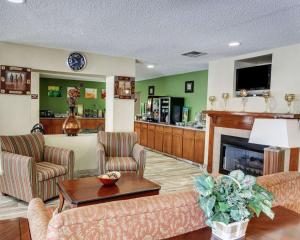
[220,135,266,176]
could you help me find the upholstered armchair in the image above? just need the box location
[97,131,146,176]
[0,133,74,202]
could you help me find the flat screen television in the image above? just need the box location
[235,64,271,96]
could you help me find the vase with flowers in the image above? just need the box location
[63,87,81,136]
[194,170,274,240]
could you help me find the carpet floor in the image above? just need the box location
[0,150,204,220]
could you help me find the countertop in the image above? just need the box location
[40,117,105,120]
[135,120,206,131]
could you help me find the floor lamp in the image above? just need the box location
[249,119,300,175]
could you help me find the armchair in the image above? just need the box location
[0,133,74,202]
[97,131,146,176]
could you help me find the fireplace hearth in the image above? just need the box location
[220,135,267,176]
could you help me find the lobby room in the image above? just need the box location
[0,1,300,240]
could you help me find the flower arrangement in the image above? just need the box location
[67,87,80,108]
[194,170,274,227]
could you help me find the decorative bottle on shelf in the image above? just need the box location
[63,87,81,136]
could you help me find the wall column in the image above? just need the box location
[105,76,134,132]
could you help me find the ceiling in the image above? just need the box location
[1,0,300,80]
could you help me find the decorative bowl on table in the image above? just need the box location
[98,171,121,186]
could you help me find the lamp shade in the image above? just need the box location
[249,119,300,148]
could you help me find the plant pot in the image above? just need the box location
[63,107,81,136]
[212,219,249,240]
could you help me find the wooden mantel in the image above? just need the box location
[203,111,300,173]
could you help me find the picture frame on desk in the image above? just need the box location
[0,65,31,95]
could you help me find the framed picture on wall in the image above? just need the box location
[0,65,31,95]
[85,88,97,99]
[185,81,194,93]
[148,86,155,96]
[48,86,62,97]
[114,76,135,99]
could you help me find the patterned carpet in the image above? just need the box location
[0,150,205,220]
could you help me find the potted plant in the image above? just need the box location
[194,170,274,240]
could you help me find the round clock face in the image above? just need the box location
[67,52,87,71]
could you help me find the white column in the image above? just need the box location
[105,76,135,132]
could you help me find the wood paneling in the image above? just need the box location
[182,130,195,161]
[263,147,285,175]
[194,131,205,164]
[172,128,183,158]
[40,118,104,135]
[140,123,148,147]
[147,125,155,149]
[163,126,173,155]
[289,148,299,171]
[134,122,141,144]
[0,218,31,240]
[154,126,164,152]
[205,111,300,173]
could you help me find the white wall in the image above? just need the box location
[207,43,300,113]
[105,76,135,132]
[0,43,135,135]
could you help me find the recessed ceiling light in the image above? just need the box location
[228,41,241,47]
[7,0,25,3]
[147,64,154,69]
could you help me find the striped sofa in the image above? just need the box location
[97,131,146,176]
[0,132,74,202]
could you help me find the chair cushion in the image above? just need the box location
[98,132,137,157]
[36,162,67,181]
[106,157,137,171]
[0,132,44,162]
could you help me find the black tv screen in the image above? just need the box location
[236,64,271,91]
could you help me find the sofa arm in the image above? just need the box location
[97,143,106,175]
[0,151,36,202]
[28,198,51,240]
[133,144,146,176]
[44,146,74,179]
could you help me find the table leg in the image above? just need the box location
[58,192,65,213]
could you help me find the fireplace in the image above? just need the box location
[219,135,267,176]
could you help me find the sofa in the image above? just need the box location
[27,171,300,240]
[0,132,74,202]
[97,131,146,176]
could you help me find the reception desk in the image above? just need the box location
[44,133,98,177]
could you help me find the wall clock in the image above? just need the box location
[67,52,87,71]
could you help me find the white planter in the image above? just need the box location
[212,219,249,240]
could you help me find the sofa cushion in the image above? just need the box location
[36,162,67,181]
[0,132,44,162]
[106,157,137,171]
[98,132,137,157]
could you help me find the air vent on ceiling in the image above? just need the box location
[181,51,207,57]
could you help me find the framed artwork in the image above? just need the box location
[0,65,31,95]
[185,81,194,93]
[148,86,155,96]
[85,88,97,99]
[114,76,135,99]
[48,86,62,97]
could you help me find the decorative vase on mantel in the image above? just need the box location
[63,106,81,136]
[63,87,81,136]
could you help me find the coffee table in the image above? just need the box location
[167,206,300,239]
[57,172,161,213]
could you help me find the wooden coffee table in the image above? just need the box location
[167,206,300,239]
[57,172,161,213]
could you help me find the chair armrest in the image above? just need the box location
[97,143,106,175]
[0,151,36,202]
[133,144,146,176]
[28,198,51,240]
[44,146,74,179]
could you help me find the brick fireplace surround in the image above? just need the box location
[204,111,300,173]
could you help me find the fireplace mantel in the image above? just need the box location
[203,111,300,172]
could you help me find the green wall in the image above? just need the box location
[135,70,208,121]
[40,78,106,114]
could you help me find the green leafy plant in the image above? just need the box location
[194,170,274,226]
